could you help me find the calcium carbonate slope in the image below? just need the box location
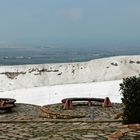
[0,55,140,91]
[0,80,122,105]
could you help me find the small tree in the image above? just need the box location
[120,76,140,124]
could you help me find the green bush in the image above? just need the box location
[120,76,140,124]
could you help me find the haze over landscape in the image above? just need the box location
[0,0,140,65]
[0,1,140,104]
[1,1,140,139]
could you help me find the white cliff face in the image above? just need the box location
[0,55,140,91]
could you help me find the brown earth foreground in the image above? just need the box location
[0,103,140,140]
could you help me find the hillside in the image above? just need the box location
[0,55,140,91]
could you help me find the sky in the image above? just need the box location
[0,0,140,47]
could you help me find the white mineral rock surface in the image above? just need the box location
[0,80,122,106]
[1,55,140,105]
[1,56,140,92]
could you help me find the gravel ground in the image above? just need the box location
[0,103,139,140]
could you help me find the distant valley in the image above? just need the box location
[0,45,140,65]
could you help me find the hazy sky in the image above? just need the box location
[0,0,140,47]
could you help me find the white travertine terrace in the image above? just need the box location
[0,80,122,105]
[0,56,140,92]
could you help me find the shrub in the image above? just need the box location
[120,76,140,124]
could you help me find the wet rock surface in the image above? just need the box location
[0,103,139,140]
